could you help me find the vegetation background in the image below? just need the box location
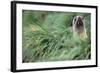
[22,10,91,63]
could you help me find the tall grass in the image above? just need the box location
[22,10,91,62]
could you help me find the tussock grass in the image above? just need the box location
[22,10,91,62]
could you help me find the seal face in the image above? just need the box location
[72,16,87,40]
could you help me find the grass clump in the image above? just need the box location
[22,10,91,62]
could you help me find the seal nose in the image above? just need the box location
[78,17,82,21]
[76,17,83,28]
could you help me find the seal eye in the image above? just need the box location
[74,18,76,22]
[74,18,77,25]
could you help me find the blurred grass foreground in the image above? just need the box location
[22,10,91,63]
